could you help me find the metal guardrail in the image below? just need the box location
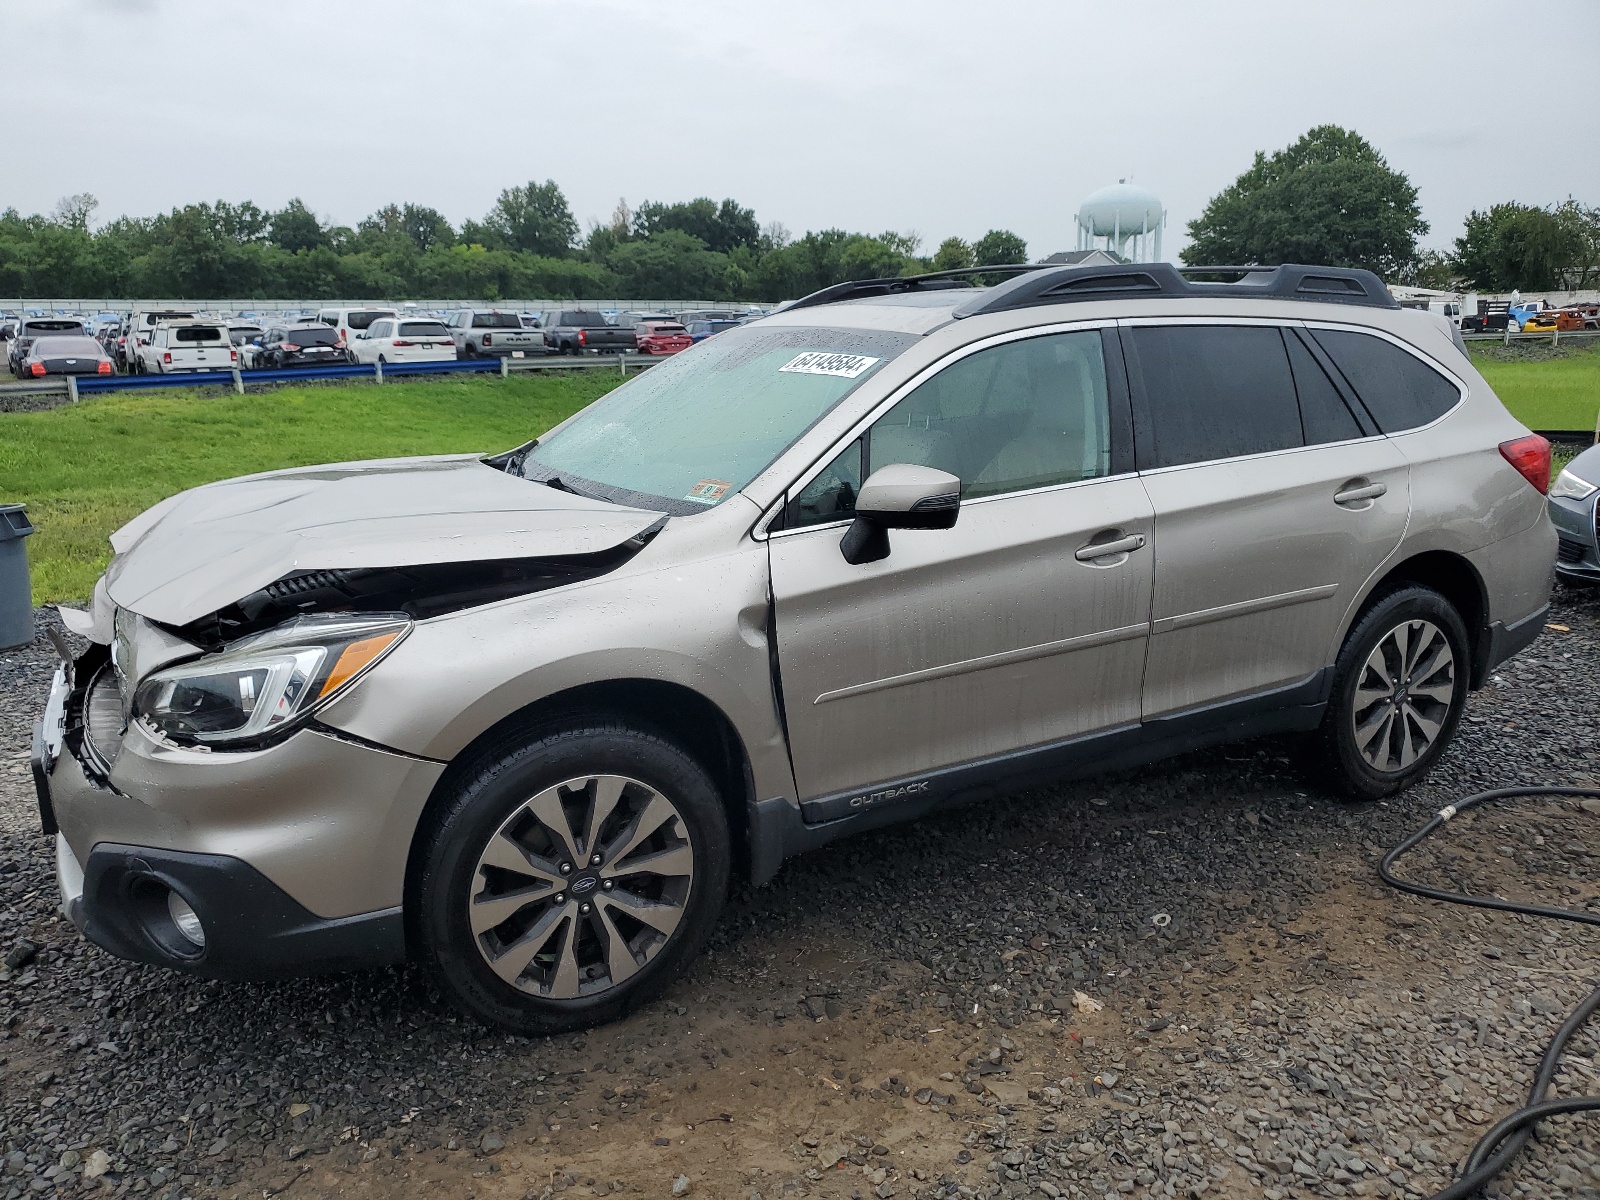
[0,352,662,403]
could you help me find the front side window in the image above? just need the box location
[783,330,1113,528]
[1132,325,1302,469]
[523,325,915,514]
[1309,328,1461,433]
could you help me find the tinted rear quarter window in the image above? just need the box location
[1285,331,1364,444]
[1131,325,1302,468]
[1308,329,1461,433]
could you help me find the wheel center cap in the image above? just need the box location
[569,874,600,897]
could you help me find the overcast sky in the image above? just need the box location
[5,0,1596,259]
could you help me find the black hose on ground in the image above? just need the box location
[1379,786,1600,1199]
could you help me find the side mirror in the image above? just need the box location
[356,332,368,339]
[839,464,960,565]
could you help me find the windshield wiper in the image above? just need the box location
[545,475,596,500]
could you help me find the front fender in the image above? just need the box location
[316,536,795,804]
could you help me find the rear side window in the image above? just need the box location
[1285,331,1364,444]
[1308,329,1461,433]
[1131,325,1301,468]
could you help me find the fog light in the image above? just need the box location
[166,891,205,948]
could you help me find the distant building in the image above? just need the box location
[1038,249,1126,267]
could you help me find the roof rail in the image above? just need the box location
[781,264,1049,312]
[951,262,1397,318]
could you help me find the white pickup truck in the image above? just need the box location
[141,320,237,373]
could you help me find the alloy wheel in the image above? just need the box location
[468,775,695,999]
[1351,618,1456,773]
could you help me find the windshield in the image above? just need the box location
[398,321,450,338]
[523,324,916,514]
[32,336,101,357]
[285,327,340,346]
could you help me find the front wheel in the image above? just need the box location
[1311,585,1470,801]
[415,722,730,1035]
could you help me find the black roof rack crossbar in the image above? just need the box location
[783,262,1397,317]
[951,262,1397,318]
[781,264,1051,312]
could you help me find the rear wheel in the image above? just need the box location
[416,722,730,1035]
[1312,586,1470,801]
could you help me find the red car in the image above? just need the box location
[634,320,693,355]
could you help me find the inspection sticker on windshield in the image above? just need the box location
[684,478,733,505]
[779,352,879,379]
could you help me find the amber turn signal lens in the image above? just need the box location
[316,632,401,699]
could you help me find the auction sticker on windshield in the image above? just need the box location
[779,352,880,379]
[684,478,734,504]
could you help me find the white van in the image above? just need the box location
[317,307,398,359]
[141,320,236,373]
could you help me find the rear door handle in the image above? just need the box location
[1076,533,1146,562]
[1334,482,1387,506]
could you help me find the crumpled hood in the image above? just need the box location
[104,453,662,625]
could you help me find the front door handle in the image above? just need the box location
[1334,481,1387,506]
[1075,533,1146,562]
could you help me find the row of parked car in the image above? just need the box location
[0,305,761,378]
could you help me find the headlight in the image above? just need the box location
[132,613,409,749]
[1551,467,1599,502]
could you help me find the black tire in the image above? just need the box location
[415,721,731,1035]
[1311,585,1471,802]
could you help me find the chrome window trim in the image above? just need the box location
[753,317,1120,541]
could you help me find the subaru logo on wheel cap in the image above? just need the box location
[570,876,598,895]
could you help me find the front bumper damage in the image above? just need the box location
[34,659,444,980]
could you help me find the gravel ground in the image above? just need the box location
[2,587,1599,1200]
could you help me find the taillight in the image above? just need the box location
[230,349,238,362]
[1499,434,1552,495]
[334,338,346,349]
[392,340,415,347]
[29,361,44,376]
[283,344,300,352]
[578,329,586,346]
[162,352,172,364]
[97,361,112,374]
[482,333,492,347]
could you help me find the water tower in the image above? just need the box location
[1075,181,1167,263]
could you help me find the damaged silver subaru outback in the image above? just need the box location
[35,263,1556,1034]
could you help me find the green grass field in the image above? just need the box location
[1469,342,1600,432]
[0,373,621,604]
[2,347,1595,605]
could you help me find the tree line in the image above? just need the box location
[1181,125,1600,292]
[0,186,1028,302]
[8,126,1593,301]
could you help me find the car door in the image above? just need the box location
[363,320,389,363]
[1124,320,1411,720]
[768,326,1154,814]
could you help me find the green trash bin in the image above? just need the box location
[0,504,36,651]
